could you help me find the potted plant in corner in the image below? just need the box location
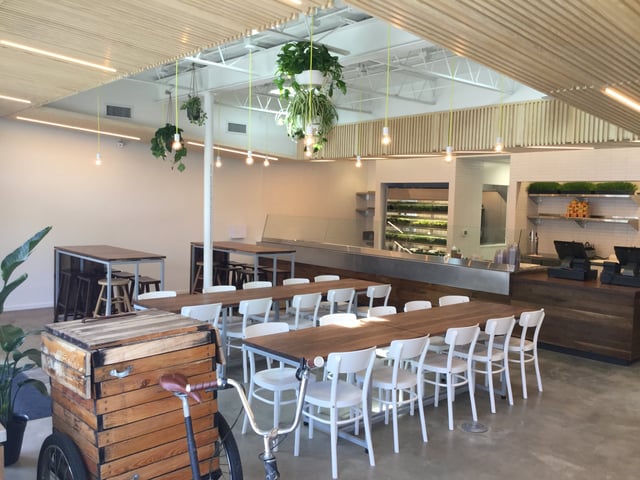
[0,225,52,466]
[150,123,188,172]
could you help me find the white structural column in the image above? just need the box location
[203,91,214,290]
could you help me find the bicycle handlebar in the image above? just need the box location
[159,356,323,438]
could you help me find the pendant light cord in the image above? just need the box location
[97,94,101,152]
[248,48,252,153]
[175,60,179,133]
[447,57,456,147]
[308,13,314,127]
[498,74,504,140]
[384,24,391,127]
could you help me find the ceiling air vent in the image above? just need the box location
[105,104,132,118]
[227,122,247,134]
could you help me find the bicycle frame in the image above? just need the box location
[162,358,316,480]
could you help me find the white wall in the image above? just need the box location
[0,119,364,310]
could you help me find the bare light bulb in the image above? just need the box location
[304,124,315,146]
[263,158,270,167]
[172,133,182,151]
[245,150,254,165]
[381,126,391,145]
[304,146,313,158]
[215,155,222,168]
[95,152,102,166]
[355,155,362,168]
[445,145,453,162]
[494,136,504,152]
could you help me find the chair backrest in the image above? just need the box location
[314,274,340,282]
[368,305,397,317]
[244,322,290,375]
[484,315,516,355]
[243,281,273,289]
[404,300,432,312]
[202,285,236,293]
[180,303,223,327]
[517,308,545,346]
[238,297,273,327]
[387,334,431,363]
[326,287,355,314]
[291,292,322,327]
[137,290,176,300]
[365,284,392,308]
[444,324,480,369]
[326,347,377,396]
[283,277,310,286]
[438,295,470,306]
[319,313,358,326]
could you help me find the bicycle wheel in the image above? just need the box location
[206,412,243,480]
[37,432,88,480]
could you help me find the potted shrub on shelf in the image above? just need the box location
[274,41,347,99]
[527,182,562,194]
[593,181,637,194]
[0,225,51,466]
[559,181,596,194]
[150,123,188,172]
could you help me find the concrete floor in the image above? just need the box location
[4,308,640,479]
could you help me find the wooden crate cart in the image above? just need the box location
[41,310,219,480]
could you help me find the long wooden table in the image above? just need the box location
[54,245,166,318]
[135,278,380,313]
[244,300,525,365]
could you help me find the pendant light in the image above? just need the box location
[246,46,254,165]
[445,57,456,162]
[215,154,222,168]
[172,60,182,151]
[355,91,363,168]
[381,24,391,146]
[95,94,102,166]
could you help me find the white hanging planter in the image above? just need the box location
[295,70,326,88]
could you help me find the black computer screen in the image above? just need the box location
[614,246,640,266]
[554,240,589,260]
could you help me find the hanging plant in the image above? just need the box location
[274,41,347,99]
[181,65,207,126]
[181,95,207,126]
[150,123,187,172]
[284,89,338,152]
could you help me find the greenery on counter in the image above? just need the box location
[559,181,596,193]
[593,181,637,194]
[527,182,562,194]
[389,217,448,228]
[387,201,448,213]
[385,231,447,245]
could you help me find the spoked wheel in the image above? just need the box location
[206,412,243,480]
[37,432,87,480]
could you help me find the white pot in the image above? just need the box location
[295,70,325,88]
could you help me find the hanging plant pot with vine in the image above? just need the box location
[150,123,187,172]
[181,64,207,126]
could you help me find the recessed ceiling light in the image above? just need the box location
[0,94,31,104]
[16,117,140,140]
[1,40,117,73]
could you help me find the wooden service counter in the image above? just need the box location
[511,271,640,363]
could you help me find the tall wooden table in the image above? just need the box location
[190,241,296,290]
[54,245,166,318]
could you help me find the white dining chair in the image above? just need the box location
[286,292,322,329]
[180,303,222,328]
[404,300,432,312]
[356,284,392,318]
[294,346,377,479]
[242,322,300,436]
[226,297,273,383]
[360,334,431,453]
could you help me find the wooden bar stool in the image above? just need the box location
[93,278,132,316]
[129,275,162,299]
[72,273,100,319]
[56,269,81,321]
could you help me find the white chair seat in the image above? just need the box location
[420,353,468,375]
[253,368,300,390]
[305,380,364,408]
[369,365,416,390]
[426,335,448,353]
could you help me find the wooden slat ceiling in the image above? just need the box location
[347,0,640,134]
[0,0,330,117]
[1,0,639,137]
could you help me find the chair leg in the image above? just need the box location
[468,370,478,423]
[392,389,400,453]
[533,348,543,392]
[433,373,441,407]
[487,362,496,414]
[504,360,514,406]
[330,408,339,480]
[363,402,376,467]
[520,351,528,399]
[417,381,428,443]
[446,373,454,430]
